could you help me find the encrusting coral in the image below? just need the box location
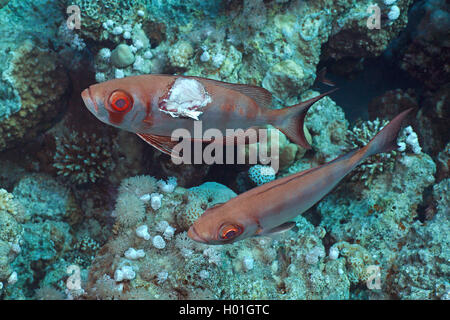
[0,40,69,151]
[0,189,23,291]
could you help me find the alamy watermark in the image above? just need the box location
[66,5,81,30]
[169,122,280,174]
[366,265,381,290]
[66,264,82,291]
[367,4,381,30]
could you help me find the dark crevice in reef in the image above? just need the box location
[318,0,427,124]
[413,184,437,223]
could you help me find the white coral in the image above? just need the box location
[114,266,135,282]
[152,235,166,249]
[388,5,401,20]
[136,225,150,240]
[150,193,163,210]
[157,177,177,193]
[124,248,145,260]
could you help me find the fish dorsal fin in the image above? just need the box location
[261,221,296,236]
[136,133,181,158]
[187,76,273,109]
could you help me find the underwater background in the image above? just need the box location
[0,0,448,300]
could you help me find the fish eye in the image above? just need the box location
[219,224,243,240]
[108,90,133,112]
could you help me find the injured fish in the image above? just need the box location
[81,74,336,156]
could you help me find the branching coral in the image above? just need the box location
[345,118,398,185]
[344,118,421,186]
[53,131,114,185]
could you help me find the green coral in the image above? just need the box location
[176,182,236,230]
[0,40,69,151]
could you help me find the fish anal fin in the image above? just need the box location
[187,76,273,109]
[136,133,181,158]
[261,221,296,236]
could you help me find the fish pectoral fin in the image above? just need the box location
[261,221,296,236]
[136,133,181,158]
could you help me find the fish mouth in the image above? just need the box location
[187,226,208,244]
[81,87,99,114]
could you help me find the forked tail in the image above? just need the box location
[360,108,413,160]
[271,89,338,149]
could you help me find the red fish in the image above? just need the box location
[81,75,336,155]
[187,109,413,244]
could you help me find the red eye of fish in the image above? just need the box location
[220,224,242,240]
[108,90,133,112]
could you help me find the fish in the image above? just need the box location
[81,74,336,156]
[187,108,413,244]
[316,67,336,87]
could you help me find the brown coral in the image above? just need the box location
[0,41,69,151]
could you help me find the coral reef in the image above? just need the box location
[343,118,421,186]
[0,0,447,302]
[303,91,349,162]
[397,0,450,90]
[248,165,276,186]
[323,0,413,61]
[0,189,23,290]
[368,89,419,121]
[84,180,357,300]
[177,182,237,231]
[0,41,70,151]
[73,0,415,105]
[245,126,310,174]
[386,178,449,299]
[318,149,437,298]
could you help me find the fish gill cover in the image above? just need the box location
[0,0,448,301]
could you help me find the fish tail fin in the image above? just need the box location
[361,108,413,160]
[271,89,338,149]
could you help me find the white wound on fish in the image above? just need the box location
[159,77,212,120]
